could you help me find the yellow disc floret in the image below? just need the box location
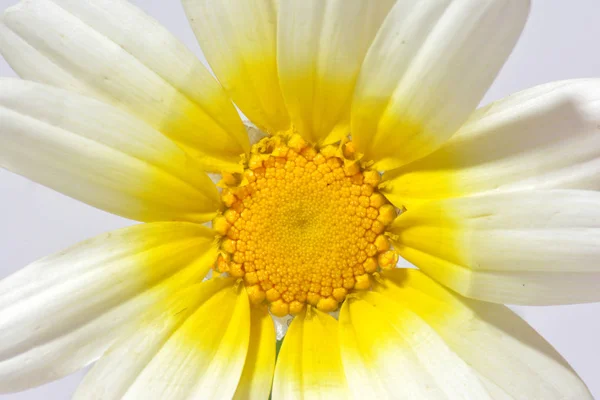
[213,134,397,317]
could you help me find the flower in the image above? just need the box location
[0,0,598,398]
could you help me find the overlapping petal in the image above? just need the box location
[389,190,600,305]
[0,79,220,223]
[374,269,592,399]
[383,79,600,209]
[272,308,349,399]
[75,278,250,400]
[0,222,218,393]
[352,0,530,171]
[182,0,289,134]
[233,306,276,400]
[0,0,248,171]
[339,290,491,399]
[277,0,394,144]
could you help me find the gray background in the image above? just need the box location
[1,0,599,398]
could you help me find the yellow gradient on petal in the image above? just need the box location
[233,306,276,400]
[381,79,600,210]
[74,278,245,399]
[93,71,250,174]
[133,222,221,318]
[389,210,464,269]
[351,0,529,175]
[277,0,395,145]
[374,269,462,324]
[281,78,354,144]
[301,308,348,397]
[0,79,222,224]
[352,99,438,172]
[272,307,349,399]
[0,0,249,174]
[381,142,464,211]
[388,191,600,305]
[182,0,290,134]
[372,269,593,400]
[387,202,469,297]
[123,278,251,399]
[219,56,291,135]
[173,279,250,354]
[163,98,249,173]
[373,268,501,336]
[339,291,490,399]
[0,221,222,395]
[139,277,236,332]
[134,146,222,223]
[139,223,219,281]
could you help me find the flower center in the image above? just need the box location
[213,134,398,317]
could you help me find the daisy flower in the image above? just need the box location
[0,0,598,398]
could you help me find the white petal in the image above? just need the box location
[272,308,349,399]
[75,278,250,400]
[383,79,600,208]
[375,269,592,400]
[0,0,248,171]
[352,0,530,171]
[0,79,220,223]
[0,222,218,393]
[389,190,600,305]
[182,0,290,134]
[277,0,394,144]
[339,291,491,399]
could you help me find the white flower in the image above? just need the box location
[0,1,598,398]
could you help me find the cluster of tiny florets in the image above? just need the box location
[213,134,398,317]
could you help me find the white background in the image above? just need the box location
[1,0,599,398]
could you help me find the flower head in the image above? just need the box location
[0,0,598,399]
